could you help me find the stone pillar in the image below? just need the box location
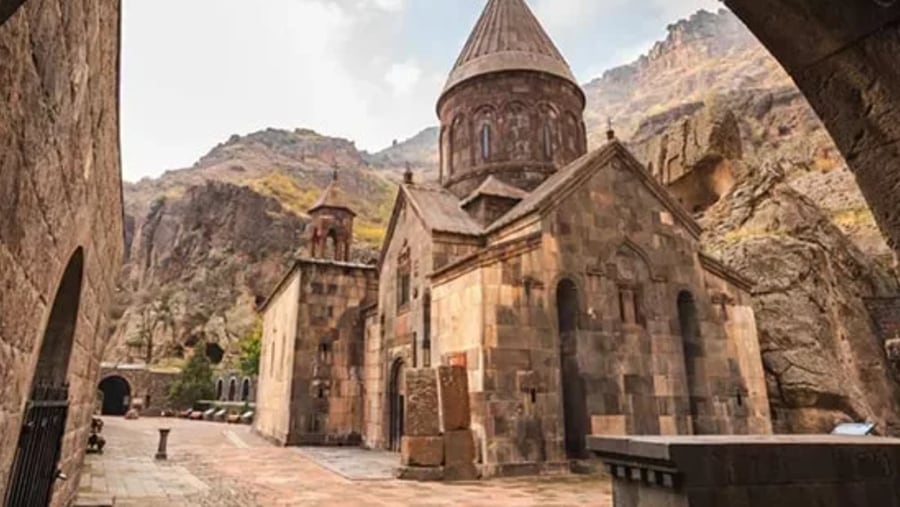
[155,428,171,460]
[398,369,444,481]
[438,366,478,481]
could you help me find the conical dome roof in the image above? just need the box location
[442,0,578,95]
[309,171,355,215]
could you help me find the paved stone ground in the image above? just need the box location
[77,417,611,506]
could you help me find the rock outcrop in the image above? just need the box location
[702,163,900,434]
[111,182,308,364]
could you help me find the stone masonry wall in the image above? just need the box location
[0,1,124,505]
[432,149,771,474]
[438,71,587,197]
[256,271,301,444]
[98,367,179,416]
[288,261,376,445]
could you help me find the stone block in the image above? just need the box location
[591,415,626,436]
[438,365,470,431]
[444,429,476,466]
[444,463,480,482]
[397,466,444,482]
[405,368,440,436]
[401,436,444,467]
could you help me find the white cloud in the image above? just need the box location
[385,61,423,96]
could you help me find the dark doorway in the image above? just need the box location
[388,359,406,452]
[6,249,83,507]
[677,291,702,434]
[228,377,237,401]
[557,279,588,459]
[241,378,251,402]
[215,378,224,400]
[98,376,131,416]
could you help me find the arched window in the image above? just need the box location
[543,124,554,161]
[240,378,251,402]
[228,377,237,401]
[481,123,491,161]
[450,115,467,176]
[215,378,224,400]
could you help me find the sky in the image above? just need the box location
[121,0,720,182]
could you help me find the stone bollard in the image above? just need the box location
[155,428,171,460]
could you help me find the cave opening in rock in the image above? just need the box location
[205,342,225,364]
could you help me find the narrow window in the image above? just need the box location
[618,289,627,322]
[481,124,491,161]
[543,124,554,161]
[397,248,411,310]
[633,290,644,326]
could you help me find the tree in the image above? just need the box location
[167,350,215,409]
[238,319,262,376]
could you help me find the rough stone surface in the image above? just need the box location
[99,366,179,416]
[0,1,124,505]
[438,366,471,431]
[401,436,444,468]
[404,369,441,437]
[396,466,445,482]
[725,0,900,257]
[702,163,900,434]
[591,434,900,507]
[443,430,476,466]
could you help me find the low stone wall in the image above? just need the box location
[99,366,178,416]
[589,435,900,506]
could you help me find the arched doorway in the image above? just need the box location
[98,376,132,416]
[388,359,406,452]
[215,378,224,400]
[228,377,237,401]
[241,378,251,402]
[557,279,588,459]
[677,291,702,434]
[6,248,84,506]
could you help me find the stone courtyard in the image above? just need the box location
[76,417,610,506]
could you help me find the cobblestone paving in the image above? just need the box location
[78,417,611,506]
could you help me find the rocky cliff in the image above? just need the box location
[115,129,393,366]
[702,163,900,434]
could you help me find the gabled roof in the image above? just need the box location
[378,182,484,268]
[309,174,355,215]
[442,0,579,95]
[486,141,704,238]
[460,176,528,207]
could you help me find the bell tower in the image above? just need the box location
[307,170,355,262]
[437,0,587,198]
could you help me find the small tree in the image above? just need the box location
[167,350,215,409]
[238,319,262,377]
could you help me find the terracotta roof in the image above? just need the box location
[309,173,355,215]
[460,176,528,207]
[442,0,578,94]
[487,141,703,238]
[403,184,484,236]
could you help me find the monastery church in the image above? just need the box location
[255,0,772,476]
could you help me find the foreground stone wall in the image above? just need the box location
[591,435,900,507]
[0,1,123,505]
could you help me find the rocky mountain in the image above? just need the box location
[114,129,396,366]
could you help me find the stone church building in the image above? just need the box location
[256,0,771,476]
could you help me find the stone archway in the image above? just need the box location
[33,248,85,385]
[557,279,588,459]
[98,376,132,416]
[388,359,406,452]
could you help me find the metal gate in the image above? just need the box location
[4,383,69,507]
